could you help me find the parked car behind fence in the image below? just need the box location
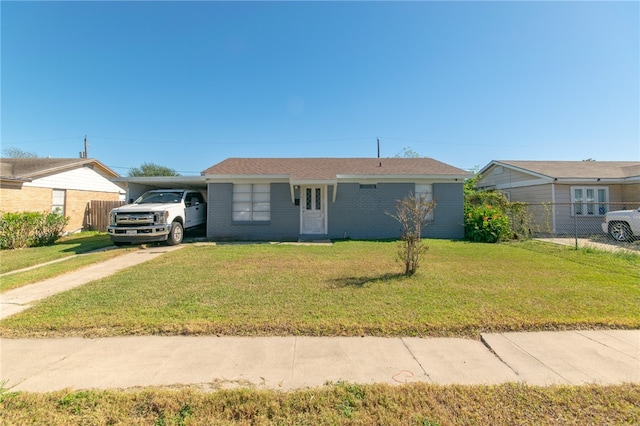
[508,202,640,249]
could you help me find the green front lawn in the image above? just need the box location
[0,232,134,293]
[0,232,115,274]
[1,240,638,338]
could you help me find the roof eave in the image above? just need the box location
[205,174,290,182]
[337,173,472,180]
[290,179,339,185]
[480,161,553,180]
[111,176,207,188]
[16,159,120,179]
[553,177,635,184]
[0,177,31,183]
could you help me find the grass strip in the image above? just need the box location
[0,248,134,293]
[0,232,115,274]
[1,382,638,425]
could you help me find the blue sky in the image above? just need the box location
[2,1,638,176]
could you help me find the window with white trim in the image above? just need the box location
[233,184,270,221]
[52,189,65,215]
[571,186,608,216]
[415,184,434,221]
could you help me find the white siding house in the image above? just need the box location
[476,160,640,235]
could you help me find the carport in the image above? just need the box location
[111,176,208,204]
[110,176,209,240]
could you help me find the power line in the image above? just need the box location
[2,136,84,145]
[90,135,379,146]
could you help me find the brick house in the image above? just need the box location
[203,158,472,241]
[0,158,125,232]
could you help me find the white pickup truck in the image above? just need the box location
[107,189,206,246]
[601,207,640,242]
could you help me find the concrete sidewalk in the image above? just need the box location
[1,330,638,392]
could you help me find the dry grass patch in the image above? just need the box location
[1,382,638,425]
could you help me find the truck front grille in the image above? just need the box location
[115,213,156,226]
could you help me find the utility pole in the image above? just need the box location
[80,135,89,158]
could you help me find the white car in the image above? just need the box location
[601,207,640,241]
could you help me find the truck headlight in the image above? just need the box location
[109,212,116,226]
[155,211,169,224]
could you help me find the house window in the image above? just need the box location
[415,184,434,221]
[233,184,270,221]
[571,186,608,216]
[52,189,66,215]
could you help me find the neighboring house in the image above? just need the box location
[202,158,472,241]
[0,158,125,232]
[476,160,640,235]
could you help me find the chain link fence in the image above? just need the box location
[513,202,640,252]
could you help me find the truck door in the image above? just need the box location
[185,192,206,228]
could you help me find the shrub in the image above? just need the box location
[30,211,69,246]
[388,193,437,275]
[0,211,69,250]
[464,189,532,243]
[464,204,511,243]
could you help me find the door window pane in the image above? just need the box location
[306,188,312,210]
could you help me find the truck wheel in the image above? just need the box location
[167,221,184,245]
[609,221,632,242]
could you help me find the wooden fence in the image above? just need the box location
[83,200,125,232]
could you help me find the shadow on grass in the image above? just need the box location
[329,272,406,288]
[58,234,116,254]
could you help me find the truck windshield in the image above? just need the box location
[135,191,184,204]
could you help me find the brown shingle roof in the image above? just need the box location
[0,158,119,179]
[203,158,471,180]
[497,160,640,179]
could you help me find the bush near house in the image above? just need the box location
[0,211,69,250]
[464,203,511,243]
[464,190,530,243]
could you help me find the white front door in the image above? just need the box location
[301,186,326,234]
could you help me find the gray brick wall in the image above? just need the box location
[429,182,465,239]
[328,183,409,239]
[207,183,299,241]
[206,181,465,241]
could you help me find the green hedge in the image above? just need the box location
[464,204,511,243]
[464,190,530,243]
[0,211,69,250]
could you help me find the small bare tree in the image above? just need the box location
[388,193,436,276]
